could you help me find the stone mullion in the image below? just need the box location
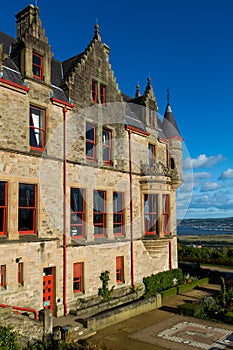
[85,188,94,242]
[106,191,114,239]
[158,193,163,238]
[8,181,19,240]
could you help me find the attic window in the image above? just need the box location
[32,52,43,79]
[92,80,106,104]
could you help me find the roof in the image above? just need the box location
[162,103,182,138]
[0,32,15,55]
[1,57,25,86]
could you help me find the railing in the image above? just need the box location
[0,303,39,320]
[140,161,179,179]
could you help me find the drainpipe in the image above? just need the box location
[63,107,68,316]
[128,129,135,289]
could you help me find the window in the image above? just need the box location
[113,192,124,236]
[116,256,124,283]
[32,52,43,79]
[93,190,106,236]
[162,195,169,234]
[102,129,112,164]
[18,262,24,286]
[30,106,45,151]
[86,123,96,161]
[73,262,84,293]
[92,80,106,104]
[0,265,6,288]
[144,194,158,235]
[70,188,85,238]
[18,184,37,234]
[100,84,106,105]
[0,182,7,236]
[148,144,156,167]
[92,81,98,103]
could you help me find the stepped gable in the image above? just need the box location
[61,23,122,105]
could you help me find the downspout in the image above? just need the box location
[128,130,135,289]
[63,107,68,316]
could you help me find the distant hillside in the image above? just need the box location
[177,217,233,235]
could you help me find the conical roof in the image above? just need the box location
[162,103,182,138]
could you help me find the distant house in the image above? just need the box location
[0,5,183,316]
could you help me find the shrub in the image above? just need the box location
[0,326,21,350]
[143,269,183,298]
[225,311,233,325]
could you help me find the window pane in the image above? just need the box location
[0,208,4,232]
[19,185,35,207]
[71,189,83,212]
[30,107,44,149]
[86,143,94,158]
[0,182,5,206]
[94,191,104,212]
[86,126,95,141]
[18,209,34,231]
[33,54,41,65]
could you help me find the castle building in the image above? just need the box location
[0,5,183,317]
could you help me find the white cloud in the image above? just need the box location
[219,168,233,180]
[201,181,222,192]
[183,154,223,170]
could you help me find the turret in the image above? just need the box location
[162,97,183,185]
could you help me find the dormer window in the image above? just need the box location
[32,52,43,79]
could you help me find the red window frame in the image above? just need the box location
[73,262,84,293]
[32,52,43,79]
[144,194,159,235]
[0,265,6,288]
[100,84,106,105]
[116,256,124,283]
[30,106,45,151]
[92,81,98,103]
[0,182,7,236]
[18,184,37,235]
[113,192,124,236]
[148,144,156,167]
[86,123,96,161]
[162,194,169,234]
[18,262,24,286]
[70,188,85,238]
[102,129,112,165]
[93,190,106,237]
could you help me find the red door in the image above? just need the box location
[43,267,55,313]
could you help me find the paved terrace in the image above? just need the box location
[85,283,233,350]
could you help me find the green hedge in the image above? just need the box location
[160,286,178,298]
[178,303,202,317]
[143,269,183,298]
[177,278,209,294]
[225,311,233,325]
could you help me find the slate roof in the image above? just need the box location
[1,57,25,86]
[162,103,181,138]
[0,31,15,55]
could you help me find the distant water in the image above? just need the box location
[177,226,233,236]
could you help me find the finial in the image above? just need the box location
[147,76,151,86]
[94,22,101,41]
[167,88,171,103]
[135,82,141,98]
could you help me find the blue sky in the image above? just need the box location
[1,0,233,219]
